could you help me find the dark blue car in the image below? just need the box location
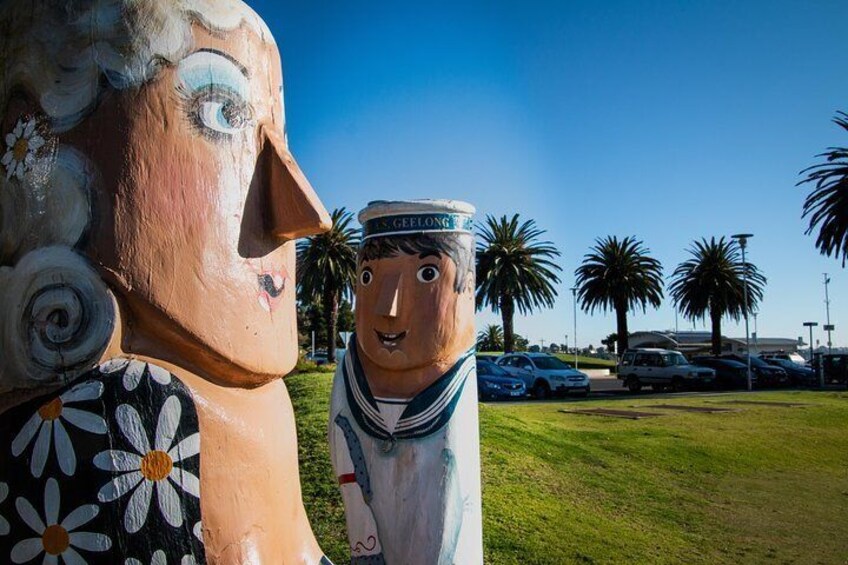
[691,356,752,389]
[477,360,527,400]
[761,357,817,387]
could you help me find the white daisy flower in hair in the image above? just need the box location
[11,380,108,478]
[10,477,112,564]
[125,550,197,565]
[2,117,46,180]
[95,396,200,534]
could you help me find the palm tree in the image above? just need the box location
[476,324,504,352]
[798,111,848,267]
[476,215,562,353]
[601,333,618,355]
[296,208,360,362]
[669,237,766,355]
[575,236,664,357]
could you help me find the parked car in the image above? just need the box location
[690,356,752,389]
[760,357,817,387]
[812,354,848,385]
[476,354,500,363]
[476,361,527,400]
[617,349,715,392]
[761,352,808,367]
[722,355,789,387]
[305,351,329,366]
[496,353,590,399]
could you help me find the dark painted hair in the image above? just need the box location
[359,232,475,293]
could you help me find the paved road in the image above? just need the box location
[590,376,624,394]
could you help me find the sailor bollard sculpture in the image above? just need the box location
[0,1,333,563]
[329,200,484,564]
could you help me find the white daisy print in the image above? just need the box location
[95,396,200,534]
[125,550,197,565]
[10,477,111,564]
[2,117,46,180]
[0,482,9,536]
[99,359,172,392]
[192,521,203,543]
[11,381,108,478]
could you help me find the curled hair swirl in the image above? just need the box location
[0,247,115,390]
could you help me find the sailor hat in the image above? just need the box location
[358,199,476,241]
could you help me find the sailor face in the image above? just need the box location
[356,250,475,373]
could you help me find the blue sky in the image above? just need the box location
[251,0,847,349]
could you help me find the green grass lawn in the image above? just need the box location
[288,372,848,564]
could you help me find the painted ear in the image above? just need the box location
[260,124,331,241]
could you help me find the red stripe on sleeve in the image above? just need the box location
[338,473,357,485]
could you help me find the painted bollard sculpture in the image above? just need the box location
[0,1,334,563]
[329,201,484,564]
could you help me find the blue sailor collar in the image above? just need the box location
[342,334,474,445]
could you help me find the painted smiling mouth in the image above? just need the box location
[258,272,286,298]
[256,270,288,312]
[375,330,408,347]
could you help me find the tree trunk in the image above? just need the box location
[324,289,339,363]
[615,303,629,359]
[710,307,722,356]
[501,296,515,353]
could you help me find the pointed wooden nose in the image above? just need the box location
[261,124,331,241]
[376,273,403,318]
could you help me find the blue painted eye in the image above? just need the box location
[176,50,254,140]
[196,90,252,135]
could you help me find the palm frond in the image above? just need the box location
[475,214,563,315]
[668,237,766,322]
[574,236,664,315]
[296,208,361,304]
[798,111,848,266]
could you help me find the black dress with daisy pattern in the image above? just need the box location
[0,359,206,564]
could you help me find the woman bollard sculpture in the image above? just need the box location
[0,1,333,562]
[329,200,484,564]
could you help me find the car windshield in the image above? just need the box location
[662,353,689,366]
[532,357,572,370]
[478,362,509,376]
[744,356,769,367]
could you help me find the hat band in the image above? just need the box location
[363,213,473,240]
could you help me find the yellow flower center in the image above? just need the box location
[42,524,70,556]
[38,398,63,421]
[141,450,173,481]
[12,138,29,161]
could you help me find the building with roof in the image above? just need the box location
[627,330,802,356]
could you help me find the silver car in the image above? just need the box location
[496,353,590,399]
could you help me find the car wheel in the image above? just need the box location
[671,377,684,393]
[533,381,550,400]
[626,376,642,393]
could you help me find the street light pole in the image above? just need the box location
[823,274,833,354]
[732,234,754,391]
[804,322,820,387]
[753,311,758,355]
[570,287,578,370]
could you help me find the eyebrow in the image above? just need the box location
[419,251,442,260]
[194,48,250,78]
